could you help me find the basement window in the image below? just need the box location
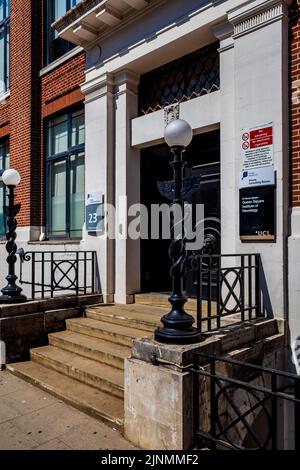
[46,0,81,64]
[0,0,10,96]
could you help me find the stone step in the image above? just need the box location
[85,304,246,334]
[30,345,124,399]
[7,361,123,429]
[49,330,130,370]
[85,304,166,332]
[66,317,150,347]
[134,293,199,313]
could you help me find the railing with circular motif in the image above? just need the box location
[17,250,97,299]
[191,352,300,450]
[187,253,262,332]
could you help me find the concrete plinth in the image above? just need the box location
[125,357,193,450]
[124,318,285,450]
[124,336,220,450]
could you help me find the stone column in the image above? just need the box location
[81,73,115,302]
[288,208,300,347]
[227,0,290,319]
[214,23,236,254]
[114,70,140,304]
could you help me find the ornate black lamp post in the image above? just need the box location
[0,169,27,304]
[155,119,202,344]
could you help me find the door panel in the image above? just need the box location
[140,130,220,295]
[185,163,221,298]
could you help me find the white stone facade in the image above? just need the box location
[1,0,298,345]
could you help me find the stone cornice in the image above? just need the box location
[228,0,292,37]
[52,0,162,48]
[53,0,99,31]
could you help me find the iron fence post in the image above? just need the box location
[271,372,278,450]
[50,252,54,298]
[295,378,300,450]
[41,252,45,299]
[255,254,261,317]
[31,252,35,300]
[210,357,217,450]
[193,354,200,446]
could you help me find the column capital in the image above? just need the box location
[81,72,114,102]
[228,0,292,38]
[213,21,234,52]
[114,69,140,97]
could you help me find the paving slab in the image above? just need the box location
[0,370,136,450]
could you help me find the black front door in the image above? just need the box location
[140,145,172,293]
[140,130,220,295]
[185,162,221,298]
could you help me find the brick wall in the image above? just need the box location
[9,0,42,227]
[41,52,85,117]
[0,0,85,231]
[0,99,10,132]
[40,51,85,229]
[290,0,300,206]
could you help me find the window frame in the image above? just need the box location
[46,108,85,240]
[45,0,79,65]
[0,137,9,239]
[0,0,10,95]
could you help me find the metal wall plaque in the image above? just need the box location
[239,186,275,241]
[86,193,104,232]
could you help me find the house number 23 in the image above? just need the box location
[89,213,98,224]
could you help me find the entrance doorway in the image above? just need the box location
[140,129,220,295]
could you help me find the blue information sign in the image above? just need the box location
[86,203,104,232]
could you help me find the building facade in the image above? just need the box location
[0,0,300,351]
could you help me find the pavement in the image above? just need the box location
[0,370,136,450]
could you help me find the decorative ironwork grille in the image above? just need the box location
[187,253,261,332]
[192,353,300,450]
[138,42,220,115]
[17,250,96,299]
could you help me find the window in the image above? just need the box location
[0,0,10,95]
[46,109,85,239]
[0,138,9,239]
[46,0,81,64]
[139,42,220,115]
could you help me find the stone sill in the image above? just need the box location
[0,90,10,103]
[27,240,81,245]
[39,46,83,77]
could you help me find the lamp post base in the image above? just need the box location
[155,326,202,344]
[0,293,27,304]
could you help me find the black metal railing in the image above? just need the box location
[188,253,261,332]
[192,353,300,450]
[17,250,96,299]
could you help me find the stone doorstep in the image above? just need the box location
[0,294,103,318]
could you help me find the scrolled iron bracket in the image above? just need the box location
[157,175,202,201]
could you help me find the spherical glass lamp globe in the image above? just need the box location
[2,169,21,186]
[164,119,193,148]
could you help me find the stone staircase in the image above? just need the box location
[7,295,171,430]
[7,293,283,432]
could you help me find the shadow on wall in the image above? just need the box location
[259,256,274,319]
[87,0,213,69]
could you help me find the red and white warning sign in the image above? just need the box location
[241,123,273,170]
